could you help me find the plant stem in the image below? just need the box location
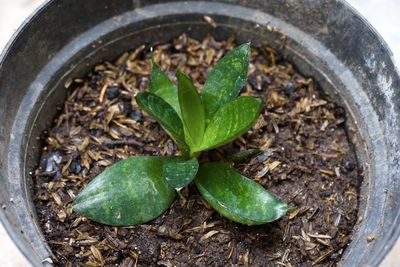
[189,151,201,159]
[176,189,187,203]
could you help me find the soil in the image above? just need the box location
[33,34,362,267]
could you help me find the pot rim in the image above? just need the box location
[0,1,54,265]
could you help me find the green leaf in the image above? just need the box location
[73,157,177,226]
[194,96,262,152]
[195,162,288,225]
[136,92,189,154]
[227,148,264,164]
[149,60,181,116]
[202,43,250,120]
[163,157,199,189]
[176,70,205,150]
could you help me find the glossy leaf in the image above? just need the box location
[195,162,288,225]
[202,43,250,120]
[176,70,205,150]
[194,96,262,152]
[136,92,188,154]
[73,157,177,226]
[149,60,181,116]
[163,157,199,190]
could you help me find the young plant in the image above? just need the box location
[73,43,289,226]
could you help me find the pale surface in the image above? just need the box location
[0,0,399,266]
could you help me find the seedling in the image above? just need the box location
[73,43,289,226]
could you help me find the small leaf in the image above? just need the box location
[202,43,250,119]
[227,148,264,164]
[176,70,205,150]
[163,157,199,189]
[73,157,177,226]
[136,92,189,154]
[195,162,288,225]
[194,96,262,152]
[149,60,181,116]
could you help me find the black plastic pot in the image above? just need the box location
[0,0,399,266]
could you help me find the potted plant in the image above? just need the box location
[0,0,399,266]
[72,43,290,228]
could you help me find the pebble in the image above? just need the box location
[343,158,355,172]
[123,101,133,117]
[248,73,261,91]
[275,50,284,64]
[257,151,273,163]
[321,190,332,197]
[68,160,82,174]
[106,86,120,100]
[283,83,295,95]
[44,151,62,172]
[158,225,168,234]
[131,108,143,122]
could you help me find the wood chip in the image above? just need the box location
[200,230,219,241]
[367,234,375,242]
[312,249,334,265]
[90,245,104,266]
[99,83,108,103]
[203,16,217,28]
[243,249,250,267]
[51,192,62,206]
[320,169,335,176]
[307,233,332,239]
[269,160,281,171]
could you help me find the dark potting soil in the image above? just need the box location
[33,34,362,267]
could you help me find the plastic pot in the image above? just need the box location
[0,0,399,266]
